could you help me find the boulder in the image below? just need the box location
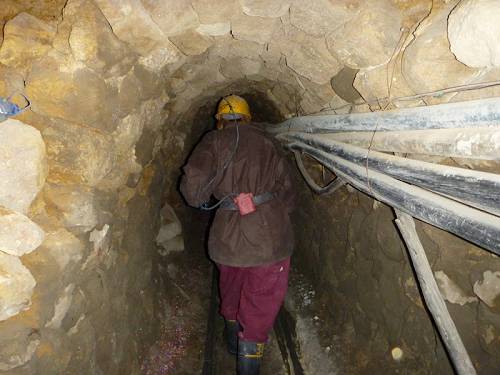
[402,1,480,96]
[169,30,213,56]
[448,0,500,68]
[239,0,290,17]
[0,12,55,74]
[0,252,36,321]
[0,206,45,257]
[231,14,279,44]
[0,119,47,214]
[326,0,403,69]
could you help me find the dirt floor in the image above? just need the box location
[140,206,291,374]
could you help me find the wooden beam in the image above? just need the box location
[394,210,477,375]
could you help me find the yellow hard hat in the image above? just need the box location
[216,95,251,120]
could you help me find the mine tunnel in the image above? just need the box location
[1,1,500,374]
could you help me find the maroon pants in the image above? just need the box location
[217,257,290,343]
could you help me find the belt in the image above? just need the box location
[219,192,275,210]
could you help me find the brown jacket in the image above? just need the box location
[180,122,296,267]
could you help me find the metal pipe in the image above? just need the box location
[270,97,500,134]
[394,210,477,375]
[321,127,500,161]
[282,133,500,217]
[288,141,500,256]
[292,151,346,195]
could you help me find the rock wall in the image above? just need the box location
[0,0,499,373]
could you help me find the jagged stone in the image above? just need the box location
[94,0,184,69]
[276,28,341,84]
[63,0,136,76]
[169,30,213,56]
[192,0,239,24]
[156,204,183,256]
[44,184,98,233]
[402,1,480,96]
[220,57,261,79]
[0,12,55,74]
[435,271,477,306]
[0,252,36,321]
[231,14,279,44]
[45,284,75,329]
[141,0,199,36]
[0,119,47,214]
[239,0,290,17]
[0,206,45,257]
[448,0,500,68]
[474,271,500,309]
[39,117,115,186]
[196,22,231,36]
[39,228,83,270]
[326,0,402,69]
[289,0,352,37]
[26,53,120,132]
[0,63,25,97]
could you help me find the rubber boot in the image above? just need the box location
[225,319,240,355]
[237,340,265,375]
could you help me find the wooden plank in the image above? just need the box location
[288,141,500,255]
[282,132,500,217]
[395,210,477,375]
[269,97,500,134]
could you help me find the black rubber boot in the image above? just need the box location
[225,319,240,355]
[237,340,265,375]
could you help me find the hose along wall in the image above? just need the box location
[272,97,500,375]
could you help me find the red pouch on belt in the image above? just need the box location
[234,193,256,216]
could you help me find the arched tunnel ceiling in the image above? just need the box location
[2,0,499,130]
